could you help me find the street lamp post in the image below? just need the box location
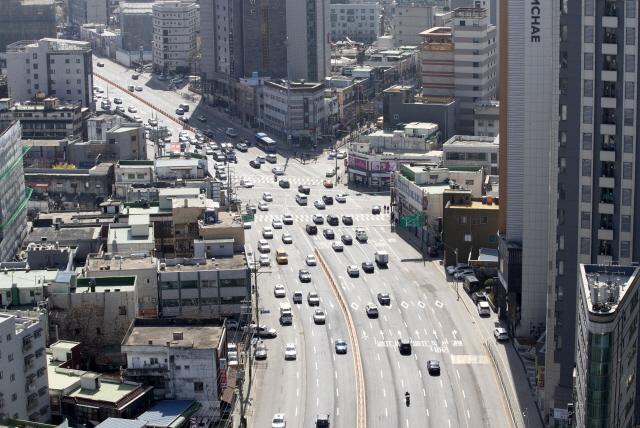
[455,248,459,300]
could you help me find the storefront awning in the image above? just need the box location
[170,166,193,170]
[351,170,367,176]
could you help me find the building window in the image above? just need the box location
[559,157,566,173]
[584,52,593,70]
[11,393,17,402]
[464,234,472,242]
[557,261,564,276]
[560,104,567,120]
[119,306,127,315]
[626,82,635,99]
[626,55,636,72]
[584,26,594,43]
[583,133,593,150]
[623,162,633,180]
[489,235,497,243]
[581,238,590,254]
[480,217,488,224]
[10,373,15,382]
[624,109,634,126]
[628,0,637,17]
[458,216,467,224]
[558,209,565,225]
[581,185,591,203]
[558,235,565,250]
[624,136,634,153]
[621,241,631,258]
[584,80,593,97]
[581,211,590,229]
[194,382,204,392]
[623,188,632,205]
[582,159,592,176]
[560,25,568,41]
[626,27,636,45]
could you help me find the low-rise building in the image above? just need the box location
[442,134,499,176]
[473,100,499,137]
[392,165,483,246]
[23,226,101,262]
[382,85,460,142]
[107,214,155,254]
[87,114,122,141]
[114,160,155,199]
[59,374,153,426]
[22,139,69,168]
[85,253,159,318]
[172,195,220,257]
[155,156,207,180]
[574,265,640,428]
[442,197,499,267]
[47,341,83,421]
[0,311,49,423]
[158,255,250,318]
[0,97,86,141]
[121,319,226,419]
[0,263,58,308]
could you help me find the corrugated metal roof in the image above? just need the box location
[137,400,194,427]
[95,418,147,428]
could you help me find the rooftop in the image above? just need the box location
[47,360,84,392]
[137,400,196,427]
[66,379,142,404]
[446,200,499,210]
[51,340,80,351]
[7,38,91,53]
[108,225,153,244]
[122,320,224,350]
[86,255,157,272]
[581,265,640,315]
[26,226,101,242]
[95,419,147,428]
[0,268,59,289]
[160,253,248,272]
[443,135,498,147]
[74,276,137,293]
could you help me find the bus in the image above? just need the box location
[255,133,277,152]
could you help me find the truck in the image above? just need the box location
[374,250,389,265]
[280,302,293,324]
[355,228,368,243]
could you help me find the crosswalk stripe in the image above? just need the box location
[450,355,489,364]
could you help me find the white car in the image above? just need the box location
[214,162,225,171]
[494,327,509,341]
[365,303,379,317]
[326,169,336,177]
[313,308,326,324]
[266,154,277,163]
[282,213,294,224]
[272,167,284,175]
[284,343,297,360]
[128,106,137,113]
[179,130,189,137]
[259,254,271,266]
[258,239,271,252]
[256,156,266,163]
[241,179,253,188]
[314,200,326,209]
[272,413,286,428]
[282,233,293,244]
[337,150,347,159]
[262,227,273,238]
[135,86,143,91]
[206,149,214,156]
[258,202,269,211]
[97,87,104,93]
[332,241,344,251]
[478,302,491,316]
[263,193,273,202]
[454,269,474,280]
[306,255,317,266]
[272,219,283,229]
[312,214,324,224]
[347,265,359,276]
[274,284,286,297]
[329,150,337,157]
[335,194,347,203]
[133,115,143,123]
[446,264,471,275]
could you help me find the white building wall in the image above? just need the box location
[330,3,380,44]
[0,313,49,423]
[152,1,198,72]
[390,5,435,46]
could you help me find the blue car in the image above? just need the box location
[335,339,348,354]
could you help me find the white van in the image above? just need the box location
[295,194,308,205]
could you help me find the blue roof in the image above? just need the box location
[54,271,78,283]
[95,418,147,428]
[137,400,195,427]
[478,248,499,262]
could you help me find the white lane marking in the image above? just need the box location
[336,388,339,397]
[440,380,443,387]
[335,371,337,379]
[380,370,383,378]
[337,408,339,416]
[383,388,386,397]
[457,370,460,379]
[315,362,317,370]
[423,389,426,397]
[462,390,465,398]
[296,407,298,416]
[386,408,388,417]
[467,410,470,418]
[297,388,299,396]
[419,370,422,378]
[397,362,400,369]
[444,400,447,407]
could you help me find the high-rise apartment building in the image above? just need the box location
[329,2,381,44]
[0,311,49,423]
[151,1,198,75]
[389,3,436,46]
[543,0,640,419]
[0,120,29,262]
[6,39,93,108]
[200,0,330,110]
[420,8,497,133]
[69,0,109,26]
[0,0,56,54]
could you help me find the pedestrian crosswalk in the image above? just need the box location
[250,213,389,223]
[236,175,330,185]
[450,355,489,365]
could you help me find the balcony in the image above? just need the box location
[24,361,34,372]
[600,124,617,136]
[126,363,168,376]
[602,43,618,55]
[601,97,616,109]
[601,70,618,82]
[27,400,38,412]
[25,383,36,393]
[598,228,614,241]
[603,34,618,44]
[601,150,616,162]
[23,341,33,353]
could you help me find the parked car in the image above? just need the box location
[494,327,509,341]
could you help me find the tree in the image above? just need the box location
[58,303,130,366]
[52,162,77,169]
[186,47,202,75]
[443,5,451,11]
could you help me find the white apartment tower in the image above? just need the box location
[390,4,436,46]
[420,8,497,134]
[6,39,93,108]
[329,2,381,44]
[0,312,50,423]
[152,1,198,75]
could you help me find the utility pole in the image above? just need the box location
[285,37,292,147]
[455,248,459,300]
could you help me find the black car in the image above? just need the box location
[113,98,122,104]
[326,214,339,226]
[322,195,334,205]
[362,261,375,273]
[204,129,214,138]
[398,339,412,354]
[298,185,310,194]
[341,234,353,245]
[323,229,335,239]
[306,224,318,235]
[372,205,381,214]
[342,215,353,225]
[427,360,441,375]
[179,117,189,123]
[240,138,251,146]
[279,179,290,188]
[132,74,139,79]
[377,293,391,305]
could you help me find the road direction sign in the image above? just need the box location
[241,214,254,222]
[400,215,421,227]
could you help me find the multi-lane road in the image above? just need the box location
[94,56,514,428]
